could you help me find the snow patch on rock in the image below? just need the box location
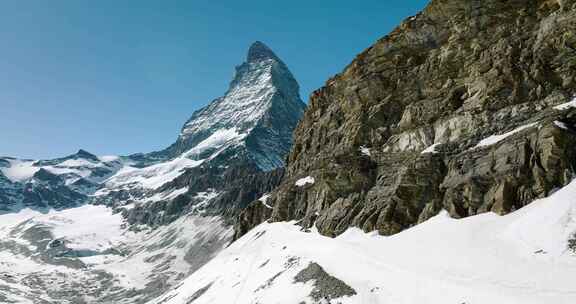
[0,205,232,303]
[421,143,440,154]
[359,146,371,156]
[0,159,40,182]
[295,176,315,187]
[554,97,576,111]
[554,121,570,130]
[259,194,272,209]
[474,122,539,148]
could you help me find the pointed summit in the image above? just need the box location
[247,41,279,63]
[150,41,305,171]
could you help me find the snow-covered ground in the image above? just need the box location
[0,205,232,304]
[359,146,371,156]
[258,194,273,209]
[149,180,576,304]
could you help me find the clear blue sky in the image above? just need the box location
[0,1,429,159]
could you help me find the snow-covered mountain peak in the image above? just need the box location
[161,41,305,170]
[179,41,298,138]
[247,41,280,63]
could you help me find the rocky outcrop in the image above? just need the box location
[236,0,576,239]
[123,164,284,227]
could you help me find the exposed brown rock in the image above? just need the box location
[235,0,576,239]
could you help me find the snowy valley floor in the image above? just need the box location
[150,180,576,304]
[0,205,231,304]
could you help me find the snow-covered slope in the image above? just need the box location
[0,205,231,304]
[99,128,247,194]
[148,180,576,304]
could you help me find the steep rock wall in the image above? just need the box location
[236,0,576,239]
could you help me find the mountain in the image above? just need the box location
[138,41,305,171]
[0,41,305,304]
[145,1,576,303]
[0,150,123,213]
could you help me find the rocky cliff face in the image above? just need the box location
[235,0,576,239]
[96,41,305,228]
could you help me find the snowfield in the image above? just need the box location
[0,159,40,182]
[0,205,232,303]
[148,180,576,304]
[100,128,246,192]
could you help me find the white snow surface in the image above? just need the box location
[149,180,576,304]
[474,122,539,148]
[101,128,246,192]
[180,60,277,139]
[45,205,125,251]
[555,120,569,130]
[421,143,440,154]
[101,155,203,191]
[0,159,39,182]
[554,97,576,110]
[146,187,189,203]
[98,155,120,162]
[190,128,247,156]
[295,176,315,187]
[0,205,232,303]
[258,194,272,209]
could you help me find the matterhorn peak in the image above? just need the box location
[153,41,305,171]
[247,41,280,63]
